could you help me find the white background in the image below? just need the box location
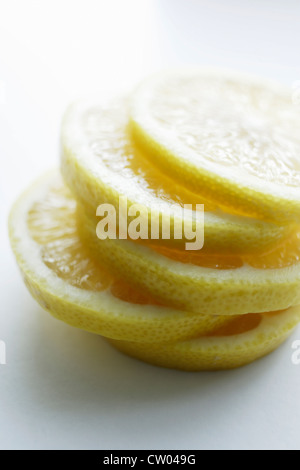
[1,0,300,450]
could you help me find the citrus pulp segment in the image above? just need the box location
[130,68,300,222]
[60,97,289,255]
[8,171,231,343]
[79,204,300,316]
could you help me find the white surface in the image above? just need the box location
[1,0,300,450]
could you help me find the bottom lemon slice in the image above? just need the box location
[8,170,231,343]
[109,307,300,371]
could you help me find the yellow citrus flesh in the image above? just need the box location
[9,171,233,343]
[109,306,300,371]
[148,229,300,270]
[130,68,300,223]
[60,97,289,255]
[79,205,300,315]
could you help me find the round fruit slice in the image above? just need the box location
[130,68,300,222]
[79,205,300,316]
[109,307,300,371]
[8,171,231,343]
[60,96,289,255]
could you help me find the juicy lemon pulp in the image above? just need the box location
[28,182,163,305]
[84,100,216,211]
[28,185,111,291]
[13,172,300,371]
[130,68,300,222]
[11,171,237,343]
[9,68,300,371]
[30,186,299,277]
[62,97,289,256]
[24,177,297,331]
[244,231,300,269]
[147,229,300,270]
[143,74,300,188]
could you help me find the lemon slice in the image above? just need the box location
[8,171,230,343]
[130,68,300,222]
[109,307,300,371]
[61,97,288,255]
[79,205,300,315]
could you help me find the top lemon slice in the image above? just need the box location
[61,97,289,255]
[130,68,300,223]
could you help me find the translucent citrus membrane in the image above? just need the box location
[85,101,289,223]
[84,101,221,213]
[147,229,300,270]
[129,69,300,223]
[144,74,300,189]
[85,102,294,253]
[27,184,162,305]
[129,129,259,220]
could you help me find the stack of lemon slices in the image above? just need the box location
[9,68,300,371]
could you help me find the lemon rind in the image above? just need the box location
[8,171,230,343]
